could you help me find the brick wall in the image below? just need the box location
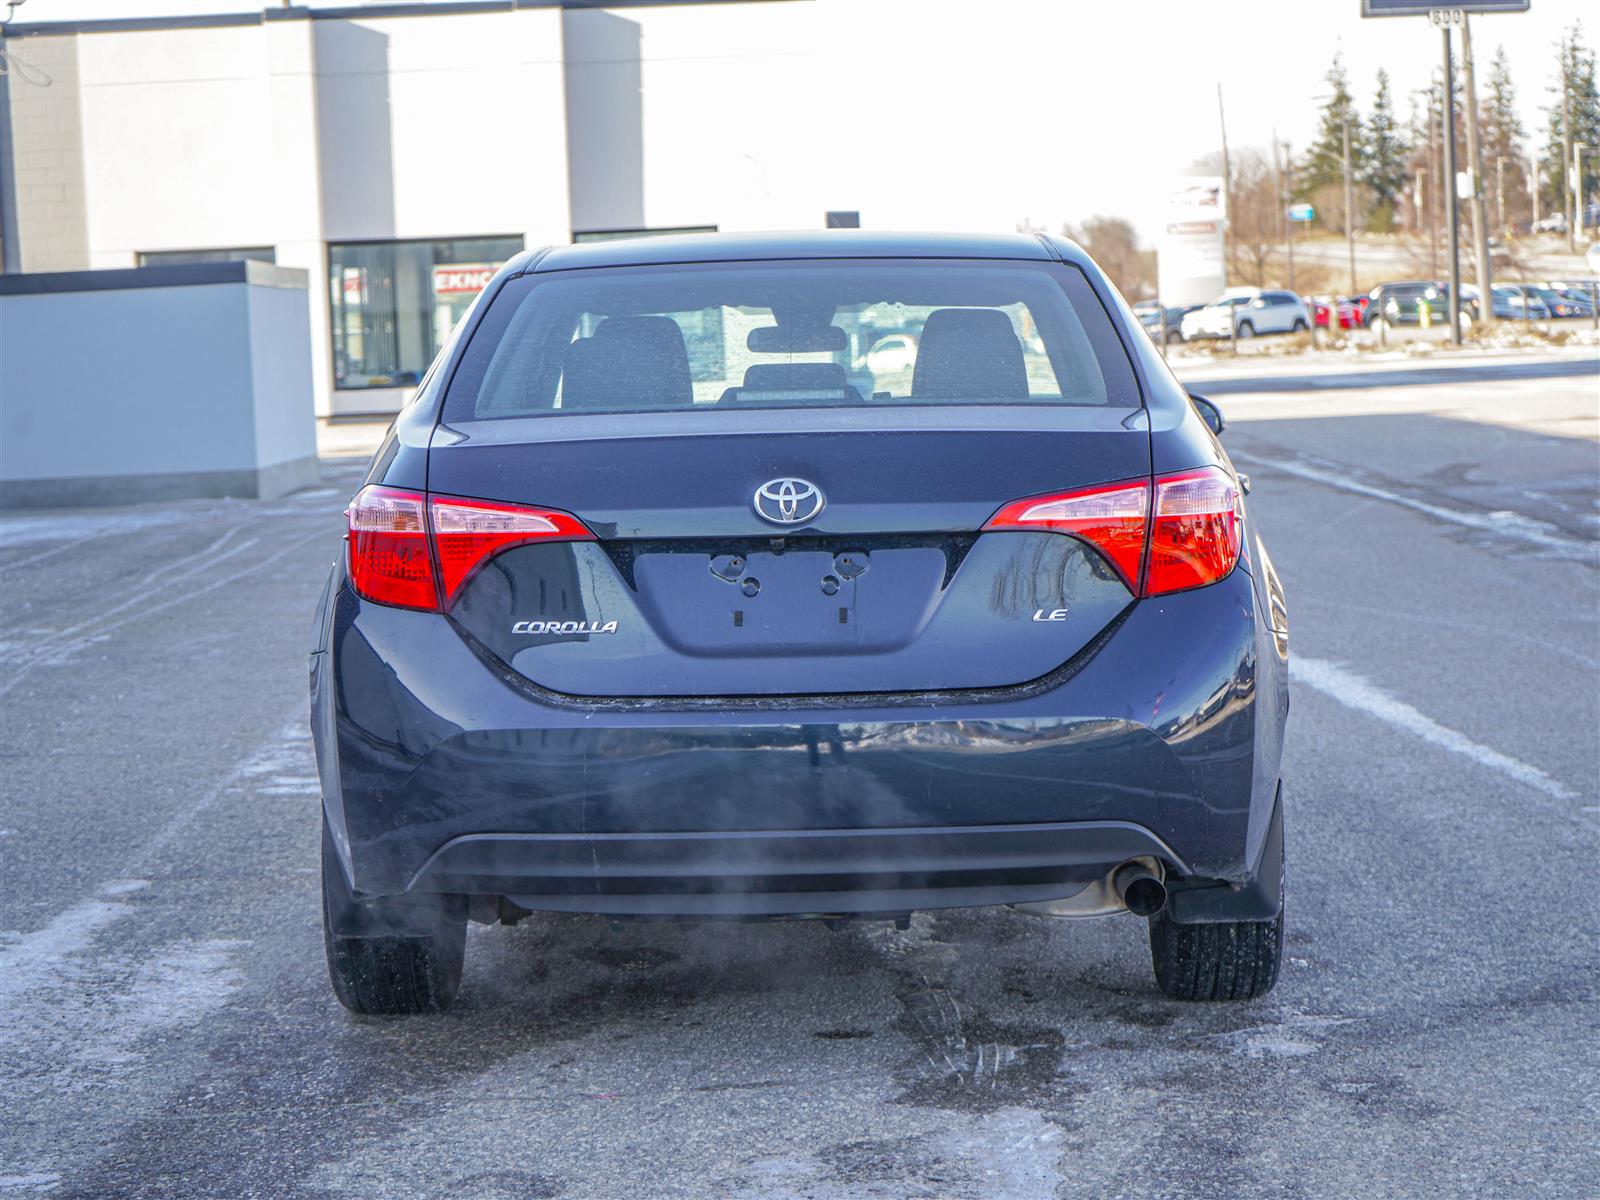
[0,33,90,272]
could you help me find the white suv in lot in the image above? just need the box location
[1181,289,1310,340]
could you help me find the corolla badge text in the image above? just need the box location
[512,619,618,635]
[1032,608,1069,622]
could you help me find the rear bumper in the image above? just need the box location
[312,563,1288,910]
[410,821,1188,917]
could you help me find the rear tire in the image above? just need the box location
[322,821,466,1014]
[1236,321,1255,339]
[1147,820,1285,1002]
[1147,908,1283,1001]
[1291,318,1308,332]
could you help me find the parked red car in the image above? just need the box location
[1310,296,1362,329]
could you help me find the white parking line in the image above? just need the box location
[1291,657,1577,804]
[1231,452,1591,557]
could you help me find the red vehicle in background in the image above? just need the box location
[1310,296,1363,329]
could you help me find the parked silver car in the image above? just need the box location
[1180,289,1310,340]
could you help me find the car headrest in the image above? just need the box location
[910,308,1029,400]
[727,361,853,404]
[561,315,694,410]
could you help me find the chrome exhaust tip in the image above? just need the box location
[1114,861,1168,917]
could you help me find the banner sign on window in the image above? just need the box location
[432,265,496,295]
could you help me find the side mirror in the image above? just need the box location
[1190,393,1225,436]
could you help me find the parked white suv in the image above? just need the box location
[1181,289,1310,340]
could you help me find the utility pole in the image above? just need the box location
[1283,139,1296,292]
[1564,39,1577,252]
[1218,83,1232,273]
[1530,154,1541,230]
[1495,155,1505,236]
[1442,22,1462,345]
[1428,102,1440,279]
[1342,115,1357,295]
[1272,132,1294,291]
[1461,15,1493,325]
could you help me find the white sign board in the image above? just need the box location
[1157,176,1227,308]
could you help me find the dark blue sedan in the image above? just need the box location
[311,231,1291,1013]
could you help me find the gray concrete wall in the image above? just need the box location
[0,262,319,508]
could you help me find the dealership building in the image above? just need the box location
[0,0,811,416]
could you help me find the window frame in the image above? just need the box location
[440,257,1145,423]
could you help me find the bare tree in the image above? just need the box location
[1061,216,1156,298]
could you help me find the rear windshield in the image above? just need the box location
[442,259,1140,420]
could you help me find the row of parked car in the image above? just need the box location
[1134,278,1599,343]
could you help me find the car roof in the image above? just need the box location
[529,230,1057,272]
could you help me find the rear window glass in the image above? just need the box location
[442,259,1139,420]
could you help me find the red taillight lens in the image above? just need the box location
[347,485,437,611]
[430,494,594,603]
[347,487,595,611]
[1146,466,1242,596]
[985,478,1150,590]
[985,466,1242,597]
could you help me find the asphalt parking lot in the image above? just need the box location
[2,351,1596,1199]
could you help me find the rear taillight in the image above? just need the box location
[347,486,435,610]
[985,479,1149,589]
[1147,467,1242,595]
[985,465,1241,597]
[346,485,594,611]
[430,494,593,602]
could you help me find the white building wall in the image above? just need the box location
[626,3,824,233]
[75,26,279,265]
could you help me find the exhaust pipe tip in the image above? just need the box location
[1114,862,1168,917]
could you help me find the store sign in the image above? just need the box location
[1158,176,1227,308]
[1288,203,1315,222]
[432,265,496,296]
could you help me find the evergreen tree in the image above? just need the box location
[1299,54,1368,230]
[1364,69,1409,231]
[1479,46,1528,229]
[1542,24,1600,222]
[1300,54,1365,190]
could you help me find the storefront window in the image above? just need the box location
[328,236,523,390]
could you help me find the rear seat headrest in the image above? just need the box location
[910,308,1029,400]
[561,315,693,409]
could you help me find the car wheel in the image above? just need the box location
[322,819,467,1014]
[1291,318,1308,333]
[1148,907,1283,1001]
[1370,316,1389,336]
[1236,321,1255,339]
[1166,328,1185,345]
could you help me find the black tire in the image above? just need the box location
[1236,321,1255,339]
[1165,328,1185,345]
[1148,909,1283,1001]
[1291,318,1308,332]
[322,821,466,1014]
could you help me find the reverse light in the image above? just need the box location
[346,486,436,610]
[985,465,1242,597]
[1147,466,1243,596]
[346,485,594,611]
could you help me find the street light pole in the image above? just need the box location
[1461,14,1494,325]
[1495,155,1505,236]
[1441,23,1463,345]
[1342,115,1357,295]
